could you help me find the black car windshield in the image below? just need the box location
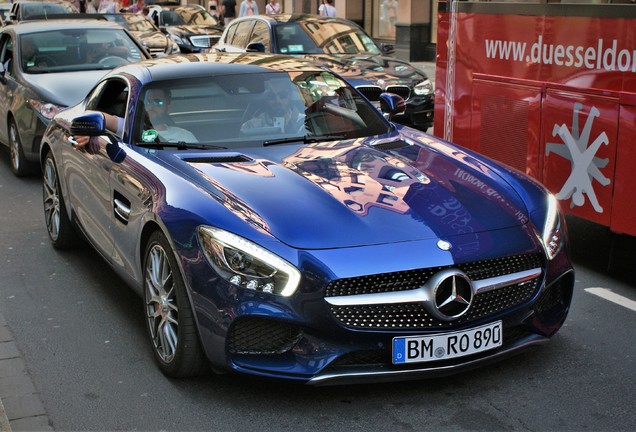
[134,71,391,148]
[21,2,77,19]
[274,21,382,55]
[20,29,144,74]
[162,7,218,26]
[105,13,157,31]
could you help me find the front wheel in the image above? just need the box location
[43,151,78,249]
[9,119,35,177]
[143,231,207,377]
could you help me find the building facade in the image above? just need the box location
[196,0,437,61]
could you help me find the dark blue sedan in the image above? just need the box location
[40,53,574,384]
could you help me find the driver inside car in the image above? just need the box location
[83,35,130,64]
[240,80,305,135]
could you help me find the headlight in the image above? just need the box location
[170,33,185,45]
[541,194,565,260]
[198,226,301,296]
[28,100,65,121]
[168,39,181,54]
[413,79,433,96]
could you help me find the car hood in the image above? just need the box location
[23,70,110,107]
[302,54,427,86]
[164,138,529,249]
[130,30,168,49]
[165,25,222,36]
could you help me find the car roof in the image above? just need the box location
[113,52,326,82]
[231,14,355,25]
[5,19,126,34]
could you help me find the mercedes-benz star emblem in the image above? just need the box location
[423,270,474,321]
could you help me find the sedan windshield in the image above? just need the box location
[20,29,144,74]
[134,71,391,148]
[274,21,382,55]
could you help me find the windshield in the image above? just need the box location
[21,2,77,19]
[134,71,391,148]
[107,14,157,31]
[274,21,382,55]
[20,30,144,74]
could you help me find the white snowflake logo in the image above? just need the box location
[546,102,611,213]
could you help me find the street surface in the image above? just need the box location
[0,146,634,431]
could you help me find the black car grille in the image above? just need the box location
[326,254,544,330]
[190,35,219,48]
[228,317,303,355]
[356,85,411,102]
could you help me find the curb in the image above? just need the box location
[0,312,53,431]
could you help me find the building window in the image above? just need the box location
[373,0,398,40]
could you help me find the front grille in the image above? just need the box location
[228,317,303,355]
[326,254,544,330]
[190,35,218,48]
[148,47,166,57]
[356,86,383,101]
[386,85,411,100]
[356,85,412,101]
[326,254,543,297]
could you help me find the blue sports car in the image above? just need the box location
[41,53,574,384]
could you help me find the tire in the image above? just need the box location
[9,119,35,177]
[143,231,207,378]
[42,151,79,249]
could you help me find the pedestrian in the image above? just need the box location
[128,0,144,13]
[97,0,119,13]
[265,0,280,15]
[318,0,336,17]
[239,0,258,17]
[221,0,237,25]
[209,0,220,21]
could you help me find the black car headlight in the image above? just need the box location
[413,79,433,96]
[170,33,186,45]
[29,99,65,121]
[541,194,565,260]
[198,226,300,296]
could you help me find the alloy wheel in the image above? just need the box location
[145,244,179,363]
[43,157,61,241]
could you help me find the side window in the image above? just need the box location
[224,23,238,45]
[250,22,271,52]
[230,21,255,49]
[86,79,129,137]
[0,34,14,77]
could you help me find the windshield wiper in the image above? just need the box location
[263,134,346,147]
[136,141,226,150]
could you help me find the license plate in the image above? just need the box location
[392,321,503,364]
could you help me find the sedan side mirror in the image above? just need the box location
[70,112,106,136]
[380,43,395,56]
[246,42,265,53]
[379,93,406,120]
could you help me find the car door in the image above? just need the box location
[62,79,131,262]
[0,32,17,147]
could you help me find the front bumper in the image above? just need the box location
[189,227,574,384]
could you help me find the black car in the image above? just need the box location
[0,19,150,176]
[214,14,434,131]
[147,3,223,53]
[101,12,180,57]
[6,0,78,24]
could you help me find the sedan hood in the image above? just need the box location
[168,140,528,249]
[303,54,427,86]
[166,25,223,36]
[24,70,110,107]
[130,30,169,49]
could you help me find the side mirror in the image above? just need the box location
[246,42,265,53]
[380,43,395,56]
[70,112,105,136]
[379,93,406,120]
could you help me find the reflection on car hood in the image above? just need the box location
[303,54,427,86]
[25,70,110,107]
[165,25,223,37]
[166,137,529,249]
[130,30,168,48]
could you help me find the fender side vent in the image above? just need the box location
[184,155,253,164]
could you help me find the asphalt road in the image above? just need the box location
[0,146,634,431]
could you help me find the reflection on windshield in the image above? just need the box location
[274,21,382,55]
[134,70,390,147]
[21,30,143,74]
